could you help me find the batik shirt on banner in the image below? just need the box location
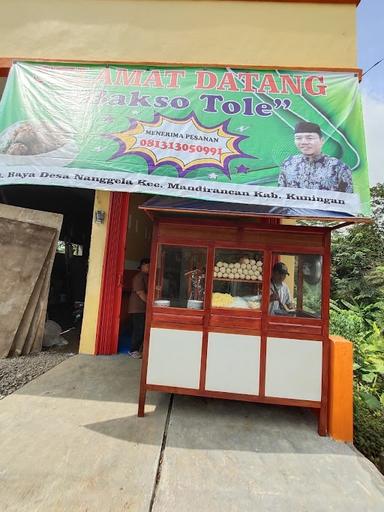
[278,154,353,192]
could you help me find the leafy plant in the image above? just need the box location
[329,300,365,342]
[330,300,384,408]
[330,185,384,473]
[353,394,384,473]
[331,183,384,307]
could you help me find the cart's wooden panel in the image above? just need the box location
[152,311,205,327]
[267,317,323,338]
[209,314,261,331]
[158,221,325,250]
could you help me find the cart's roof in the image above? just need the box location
[139,196,371,228]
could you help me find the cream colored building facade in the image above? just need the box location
[0,0,359,358]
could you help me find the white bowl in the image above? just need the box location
[187,300,203,310]
[154,299,170,307]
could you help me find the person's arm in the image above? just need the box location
[284,285,295,310]
[270,281,280,302]
[136,290,147,303]
[279,300,294,312]
[132,273,147,304]
[270,290,279,301]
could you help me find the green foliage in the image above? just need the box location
[330,299,384,471]
[330,301,384,408]
[331,183,384,306]
[330,184,384,471]
[302,281,322,316]
[353,394,384,473]
[329,300,365,341]
[354,323,384,405]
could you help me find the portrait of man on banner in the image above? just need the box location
[278,121,353,193]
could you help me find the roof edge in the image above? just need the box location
[232,1,360,5]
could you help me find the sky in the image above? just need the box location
[357,0,384,186]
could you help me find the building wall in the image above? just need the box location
[0,1,357,68]
[79,190,110,354]
[0,0,358,355]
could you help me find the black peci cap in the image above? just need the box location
[272,262,290,276]
[295,121,322,138]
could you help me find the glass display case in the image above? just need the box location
[269,253,323,318]
[212,249,263,309]
[140,214,331,437]
[153,246,265,311]
[154,245,207,309]
[152,244,325,320]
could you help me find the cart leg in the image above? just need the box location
[318,403,328,436]
[138,388,146,417]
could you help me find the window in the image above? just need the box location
[212,249,263,309]
[269,254,322,318]
[154,245,207,309]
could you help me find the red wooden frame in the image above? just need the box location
[138,216,330,435]
[95,192,129,355]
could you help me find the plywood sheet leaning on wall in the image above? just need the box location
[0,204,62,358]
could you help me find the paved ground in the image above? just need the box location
[0,355,169,512]
[0,355,383,512]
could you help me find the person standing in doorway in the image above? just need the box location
[127,258,150,359]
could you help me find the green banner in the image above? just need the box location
[0,62,371,215]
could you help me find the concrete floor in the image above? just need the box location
[0,355,169,512]
[0,355,383,512]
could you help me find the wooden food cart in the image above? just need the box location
[137,198,351,435]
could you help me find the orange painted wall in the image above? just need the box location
[328,335,354,442]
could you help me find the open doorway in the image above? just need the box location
[118,193,153,354]
[0,185,94,353]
